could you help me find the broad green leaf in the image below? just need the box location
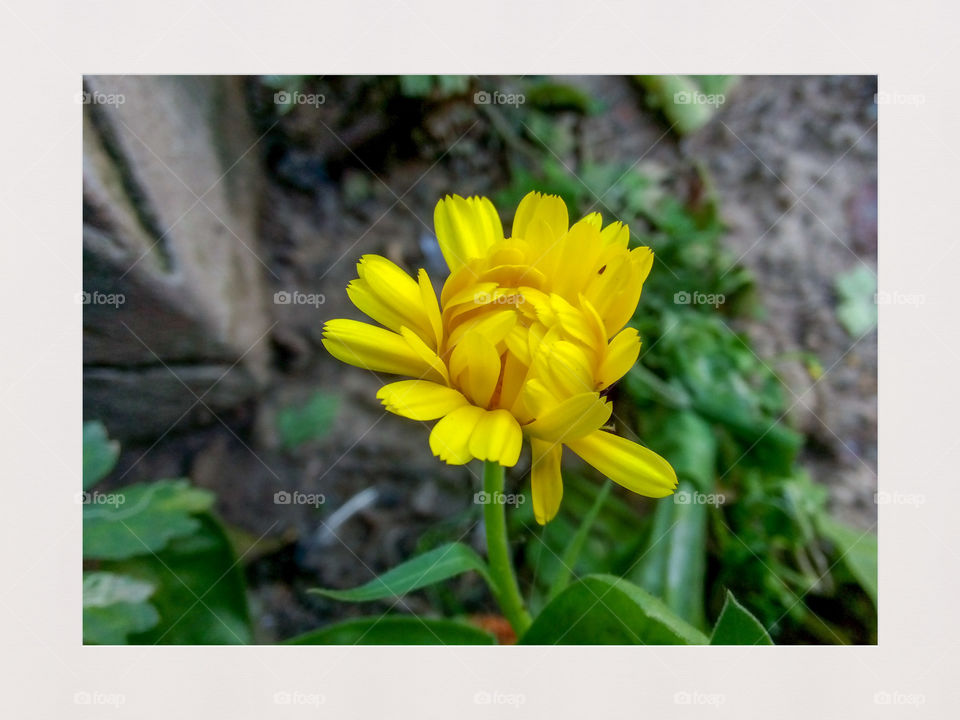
[83,421,119,489]
[818,515,878,606]
[310,543,491,602]
[102,514,252,644]
[83,602,160,645]
[287,616,496,645]
[82,571,160,645]
[83,479,214,560]
[277,391,339,450]
[83,571,155,607]
[520,575,709,645]
[710,591,774,645]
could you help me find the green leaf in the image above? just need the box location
[310,542,491,602]
[629,479,708,629]
[286,616,496,645]
[835,266,878,336]
[710,591,774,645]
[520,575,709,645]
[83,421,120,489]
[82,572,159,645]
[102,514,253,644]
[83,479,214,560]
[83,602,160,645]
[276,391,339,450]
[818,515,878,606]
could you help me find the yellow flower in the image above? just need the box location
[322,191,677,523]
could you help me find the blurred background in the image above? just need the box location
[82,75,877,645]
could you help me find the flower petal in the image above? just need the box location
[566,430,677,497]
[468,409,523,466]
[530,438,563,524]
[524,392,612,442]
[449,332,501,407]
[321,319,444,382]
[597,327,641,389]
[429,405,486,464]
[348,255,435,345]
[377,380,467,420]
[512,191,568,242]
[434,195,504,271]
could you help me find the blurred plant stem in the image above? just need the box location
[482,461,532,636]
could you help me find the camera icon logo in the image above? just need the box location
[473,90,491,105]
[274,291,292,305]
[674,91,692,104]
[274,91,292,105]
[674,290,691,304]
[274,490,292,505]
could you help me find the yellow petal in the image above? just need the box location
[597,327,641,390]
[399,327,448,383]
[377,380,467,420]
[512,192,569,241]
[566,430,677,497]
[524,392,612,442]
[531,438,563,524]
[468,409,523,467]
[434,195,503,271]
[348,255,434,345]
[322,319,444,382]
[429,405,486,464]
[449,332,501,407]
[417,269,443,349]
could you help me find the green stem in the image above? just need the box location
[482,460,532,636]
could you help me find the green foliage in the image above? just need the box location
[83,421,119,489]
[276,390,339,450]
[399,75,470,99]
[82,572,159,645]
[287,616,496,645]
[488,124,875,644]
[521,575,709,645]
[835,266,878,336]
[102,514,252,644]
[710,591,774,645]
[83,480,214,560]
[82,423,252,644]
[310,543,492,602]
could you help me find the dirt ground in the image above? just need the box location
[110,75,877,641]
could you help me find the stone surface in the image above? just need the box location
[82,76,272,439]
